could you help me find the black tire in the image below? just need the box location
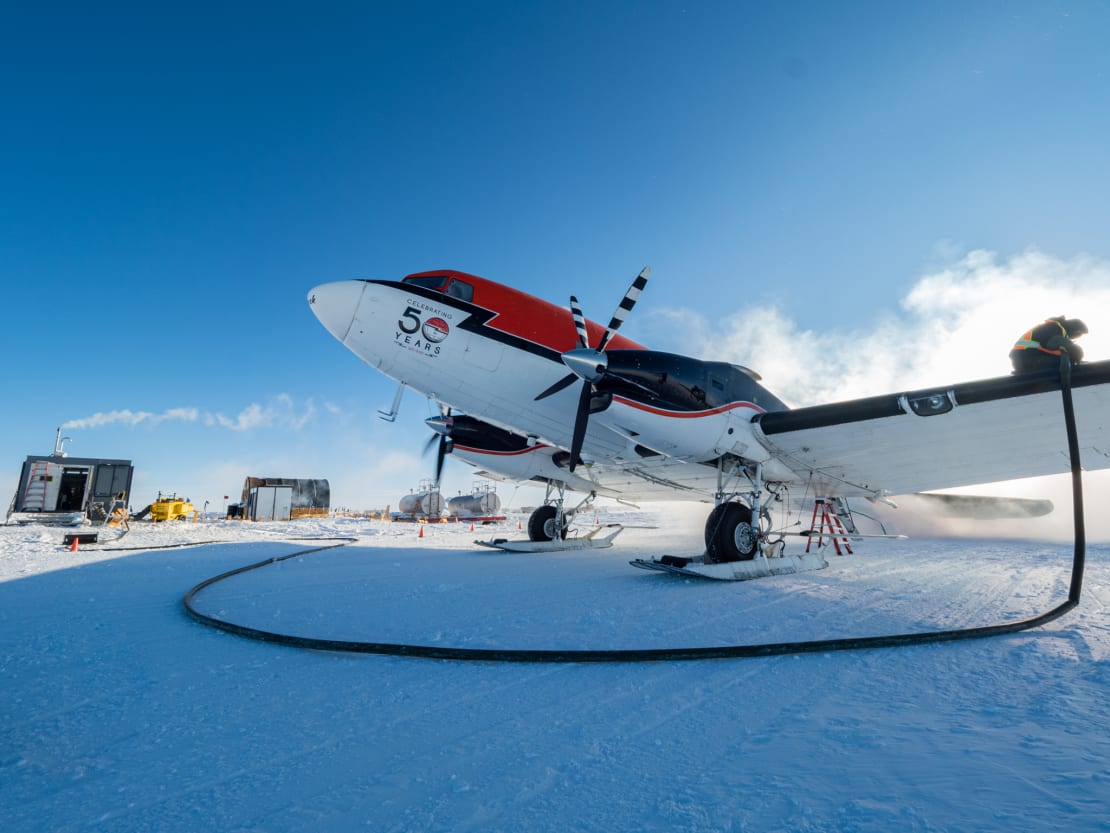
[703,503,728,552]
[527,505,567,542]
[705,502,758,563]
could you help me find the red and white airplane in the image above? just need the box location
[308,267,1110,569]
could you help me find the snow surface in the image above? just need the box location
[1,509,1108,833]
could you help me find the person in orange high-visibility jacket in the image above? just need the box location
[1009,316,1088,373]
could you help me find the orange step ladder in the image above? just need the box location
[806,498,854,555]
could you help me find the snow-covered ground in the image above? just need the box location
[1,509,1107,832]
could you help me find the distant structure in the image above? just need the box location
[239,476,330,521]
[447,481,502,518]
[7,429,133,525]
[396,479,445,520]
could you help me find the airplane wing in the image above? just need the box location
[752,359,1110,498]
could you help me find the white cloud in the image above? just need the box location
[62,408,200,430]
[678,248,1110,406]
[212,403,270,431]
[65,396,319,434]
[207,395,318,432]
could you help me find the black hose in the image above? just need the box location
[1060,354,1086,606]
[182,358,1087,662]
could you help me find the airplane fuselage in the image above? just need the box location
[308,270,794,501]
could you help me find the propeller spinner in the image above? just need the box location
[535,266,650,472]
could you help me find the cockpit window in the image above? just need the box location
[401,275,474,302]
[444,279,473,302]
[402,276,448,291]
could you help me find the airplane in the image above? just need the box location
[307,267,1110,576]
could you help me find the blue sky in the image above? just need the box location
[4,1,1110,513]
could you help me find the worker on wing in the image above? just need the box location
[1009,316,1088,373]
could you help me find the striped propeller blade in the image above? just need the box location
[597,266,650,351]
[569,296,589,349]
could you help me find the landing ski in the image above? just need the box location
[476,524,624,553]
[630,552,827,581]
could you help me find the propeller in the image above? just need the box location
[423,407,454,487]
[534,266,650,472]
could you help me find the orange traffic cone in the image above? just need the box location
[418,524,424,538]
[470,522,475,532]
[70,537,78,552]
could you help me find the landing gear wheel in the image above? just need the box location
[528,505,568,542]
[705,503,758,563]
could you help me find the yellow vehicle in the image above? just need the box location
[149,493,195,522]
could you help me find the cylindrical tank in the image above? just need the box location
[447,489,501,517]
[399,490,445,517]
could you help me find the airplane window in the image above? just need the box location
[445,280,473,302]
[401,276,473,302]
[402,276,447,291]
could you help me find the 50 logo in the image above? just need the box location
[396,306,451,354]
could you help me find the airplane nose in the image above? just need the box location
[307,280,366,343]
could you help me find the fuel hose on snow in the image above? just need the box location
[183,356,1088,662]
